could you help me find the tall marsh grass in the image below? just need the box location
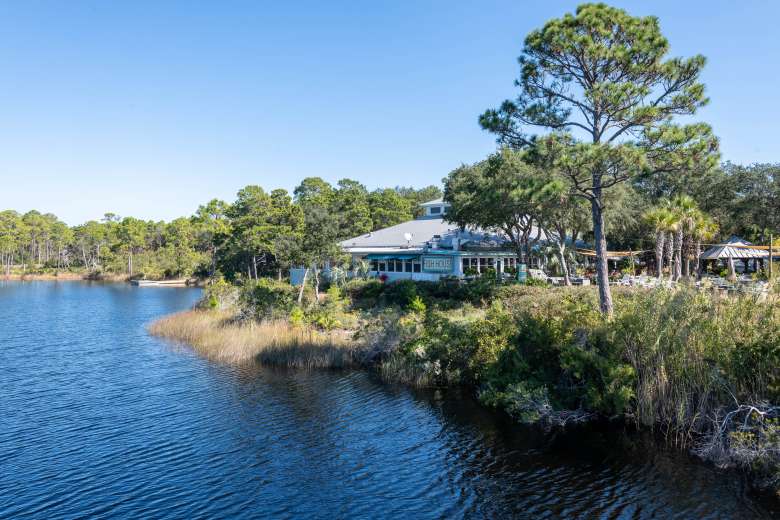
[148,310,357,367]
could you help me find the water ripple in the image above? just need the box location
[0,281,777,519]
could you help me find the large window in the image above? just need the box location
[429,206,441,215]
[371,258,421,274]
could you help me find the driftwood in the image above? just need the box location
[693,402,779,490]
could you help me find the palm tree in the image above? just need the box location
[671,195,699,280]
[643,204,676,279]
[691,213,718,277]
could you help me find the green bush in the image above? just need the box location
[307,285,358,331]
[523,277,550,287]
[407,295,427,314]
[383,279,418,307]
[344,278,385,307]
[384,285,780,439]
[198,278,238,310]
[289,306,305,327]
[238,278,296,321]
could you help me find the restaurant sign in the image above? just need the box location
[422,256,452,273]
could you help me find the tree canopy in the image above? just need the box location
[480,2,719,314]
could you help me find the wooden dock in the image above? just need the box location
[130,279,190,287]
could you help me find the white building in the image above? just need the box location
[340,198,539,281]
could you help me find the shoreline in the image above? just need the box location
[148,310,358,366]
[147,292,780,500]
[2,272,206,285]
[1,272,120,281]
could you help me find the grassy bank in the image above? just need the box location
[149,310,357,367]
[376,282,780,494]
[150,276,779,495]
[1,269,129,282]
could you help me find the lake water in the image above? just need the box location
[1,281,777,519]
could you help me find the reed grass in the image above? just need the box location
[148,310,358,367]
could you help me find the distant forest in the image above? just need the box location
[1,162,778,280]
[0,180,440,279]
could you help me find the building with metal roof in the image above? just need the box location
[339,199,543,281]
[700,236,769,275]
[700,236,769,261]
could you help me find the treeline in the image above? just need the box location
[445,156,780,283]
[1,162,776,281]
[0,180,440,279]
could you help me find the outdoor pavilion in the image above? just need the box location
[699,236,769,276]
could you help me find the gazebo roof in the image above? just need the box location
[700,236,769,260]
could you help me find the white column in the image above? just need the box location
[453,255,463,277]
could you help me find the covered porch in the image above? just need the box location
[699,236,769,276]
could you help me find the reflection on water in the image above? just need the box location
[1,281,777,519]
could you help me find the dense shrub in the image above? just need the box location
[238,278,296,321]
[383,285,780,449]
[307,286,357,330]
[344,278,384,307]
[198,278,238,310]
[382,279,419,307]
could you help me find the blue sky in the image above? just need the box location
[1,1,778,225]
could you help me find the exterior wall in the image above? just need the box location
[290,267,307,286]
[366,271,443,282]
[352,251,519,282]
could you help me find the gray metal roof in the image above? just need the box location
[419,198,449,207]
[340,218,465,249]
[700,236,769,260]
[340,216,545,252]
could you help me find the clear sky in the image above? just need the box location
[1,1,778,225]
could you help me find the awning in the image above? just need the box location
[365,254,420,260]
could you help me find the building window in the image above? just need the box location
[387,261,395,272]
[404,260,413,272]
[378,261,386,272]
[370,260,378,271]
[413,262,421,273]
[429,206,441,215]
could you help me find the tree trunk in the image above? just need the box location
[674,228,683,281]
[591,197,613,316]
[297,268,308,304]
[556,242,571,285]
[665,232,675,281]
[313,265,320,303]
[209,247,217,278]
[695,239,702,278]
[655,231,666,279]
[128,250,133,276]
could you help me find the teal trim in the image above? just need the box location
[424,250,515,256]
[365,253,419,260]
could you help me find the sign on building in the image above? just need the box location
[422,256,452,273]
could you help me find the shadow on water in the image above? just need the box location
[1,281,777,519]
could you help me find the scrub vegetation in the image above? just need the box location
[150,272,780,494]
